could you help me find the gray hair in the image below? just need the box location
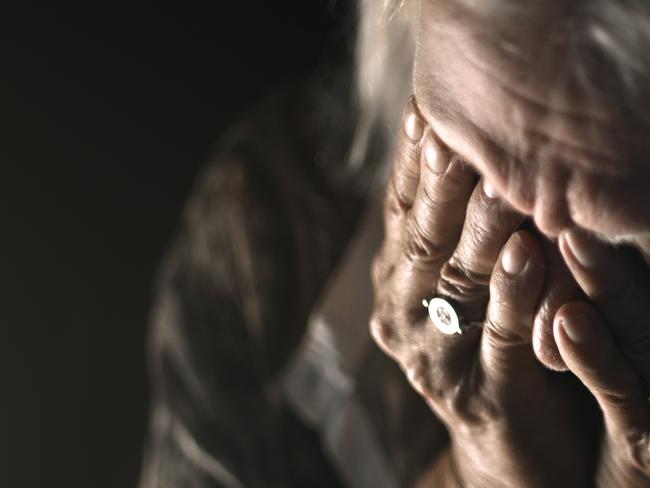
[349,0,415,180]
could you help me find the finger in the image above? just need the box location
[559,228,650,381]
[532,238,583,372]
[393,130,478,306]
[394,96,426,206]
[374,97,426,286]
[554,301,650,436]
[481,231,546,385]
[436,178,523,320]
[384,96,426,239]
[374,131,476,365]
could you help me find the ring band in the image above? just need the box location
[422,297,482,335]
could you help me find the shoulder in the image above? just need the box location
[141,74,361,488]
[154,70,367,377]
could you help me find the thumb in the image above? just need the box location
[554,301,650,436]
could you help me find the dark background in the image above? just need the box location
[0,3,352,487]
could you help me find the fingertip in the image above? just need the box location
[491,231,544,298]
[393,98,428,208]
[554,302,597,355]
[484,231,546,345]
[555,302,597,346]
[482,177,499,200]
[479,231,547,384]
[553,301,614,385]
[559,228,605,270]
[496,230,545,283]
[558,231,582,280]
[422,129,449,174]
[501,233,528,275]
[404,96,425,142]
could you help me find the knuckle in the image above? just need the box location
[483,314,528,348]
[370,299,427,360]
[488,277,509,304]
[488,282,510,309]
[436,155,472,190]
[488,272,523,308]
[395,144,420,179]
[369,309,399,356]
[437,259,491,301]
[417,172,468,209]
[466,218,492,247]
[417,176,442,205]
[387,174,414,214]
[403,218,451,266]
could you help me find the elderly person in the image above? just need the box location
[376,1,650,486]
[140,0,650,487]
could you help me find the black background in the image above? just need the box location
[0,3,351,487]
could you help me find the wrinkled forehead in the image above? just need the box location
[421,0,650,124]
[417,1,650,168]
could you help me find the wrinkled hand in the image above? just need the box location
[555,229,650,487]
[370,98,598,487]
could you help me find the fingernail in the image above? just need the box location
[483,178,498,199]
[558,313,595,344]
[404,110,424,141]
[502,234,528,275]
[562,227,606,269]
[423,132,449,174]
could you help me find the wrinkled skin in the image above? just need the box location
[370,1,650,486]
[371,99,599,487]
[414,1,650,244]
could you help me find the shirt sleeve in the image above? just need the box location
[138,147,343,488]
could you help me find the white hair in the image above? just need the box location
[348,0,415,179]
